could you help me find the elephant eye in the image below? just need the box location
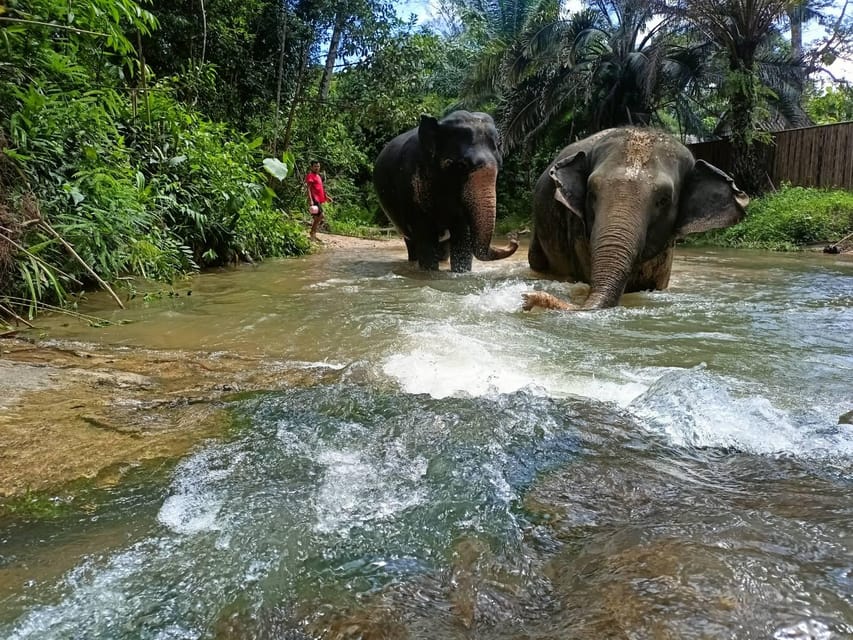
[656,194,671,209]
[440,158,454,170]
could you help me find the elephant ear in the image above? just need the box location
[676,160,749,238]
[418,114,440,158]
[549,151,588,218]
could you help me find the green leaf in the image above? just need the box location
[69,186,85,205]
[262,157,289,181]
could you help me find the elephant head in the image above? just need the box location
[525,128,748,310]
[417,112,518,263]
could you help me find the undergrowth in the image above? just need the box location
[0,0,311,325]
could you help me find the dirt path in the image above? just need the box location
[314,231,404,250]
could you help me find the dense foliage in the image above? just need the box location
[0,0,311,322]
[1,0,852,325]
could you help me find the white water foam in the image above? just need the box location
[285,359,347,371]
[630,366,853,459]
[381,321,648,405]
[773,619,833,640]
[313,446,427,536]
[158,446,246,535]
[7,545,154,639]
[459,280,541,313]
[309,277,359,290]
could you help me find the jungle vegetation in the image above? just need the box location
[1,0,852,324]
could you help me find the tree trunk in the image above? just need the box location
[319,11,346,101]
[788,3,803,59]
[727,58,767,194]
[272,0,289,156]
[282,44,309,152]
[199,0,207,66]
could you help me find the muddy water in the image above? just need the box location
[1,240,852,639]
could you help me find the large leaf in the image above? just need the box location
[262,157,289,181]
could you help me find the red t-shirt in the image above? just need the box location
[306,171,328,204]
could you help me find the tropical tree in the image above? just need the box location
[805,82,853,122]
[0,0,312,324]
[460,0,712,149]
[315,0,400,101]
[661,0,803,192]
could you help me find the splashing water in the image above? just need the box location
[2,245,852,638]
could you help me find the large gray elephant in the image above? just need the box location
[373,111,519,272]
[523,127,749,311]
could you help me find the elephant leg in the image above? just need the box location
[450,226,473,272]
[416,241,441,270]
[404,237,417,262]
[528,228,550,273]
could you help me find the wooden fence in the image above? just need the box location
[688,121,853,190]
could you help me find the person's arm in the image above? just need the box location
[323,177,333,203]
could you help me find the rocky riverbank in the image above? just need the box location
[0,233,401,498]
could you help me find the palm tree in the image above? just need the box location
[455,0,562,106]
[786,0,831,59]
[461,0,709,150]
[661,0,797,192]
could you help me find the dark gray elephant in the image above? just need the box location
[373,111,519,272]
[523,127,749,311]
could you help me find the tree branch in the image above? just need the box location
[0,17,110,38]
[39,221,125,309]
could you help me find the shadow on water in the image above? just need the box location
[1,246,852,639]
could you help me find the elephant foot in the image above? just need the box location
[521,291,576,311]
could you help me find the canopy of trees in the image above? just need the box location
[0,0,851,321]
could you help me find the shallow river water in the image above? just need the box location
[1,241,853,639]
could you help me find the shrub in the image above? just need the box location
[321,176,387,238]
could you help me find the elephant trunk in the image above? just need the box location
[584,215,645,309]
[463,166,519,261]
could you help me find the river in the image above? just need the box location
[1,240,852,639]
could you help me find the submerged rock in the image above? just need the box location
[0,338,344,497]
[839,410,853,425]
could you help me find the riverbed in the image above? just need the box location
[1,237,852,639]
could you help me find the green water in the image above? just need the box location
[1,243,852,639]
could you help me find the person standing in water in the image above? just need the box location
[306,160,332,241]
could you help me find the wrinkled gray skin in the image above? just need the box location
[524,128,749,311]
[373,111,518,272]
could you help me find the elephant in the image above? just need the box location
[522,127,749,311]
[373,110,519,272]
